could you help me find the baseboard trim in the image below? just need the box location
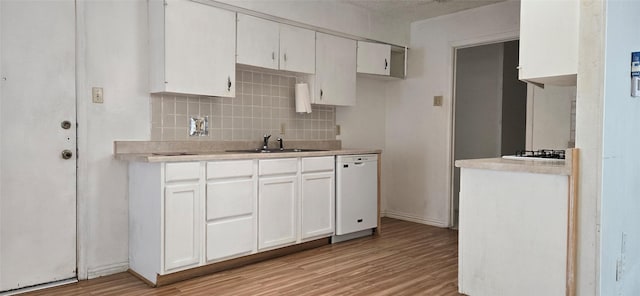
[0,278,77,296]
[87,262,129,279]
[384,210,449,228]
[155,237,330,287]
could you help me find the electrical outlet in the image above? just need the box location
[616,259,623,281]
[92,87,104,104]
[433,95,443,106]
[280,123,286,135]
[336,125,341,136]
[189,116,208,136]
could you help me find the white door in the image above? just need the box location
[357,41,391,76]
[0,0,77,291]
[236,14,279,70]
[279,24,315,74]
[164,184,202,272]
[163,0,236,97]
[258,175,297,251]
[300,172,334,240]
[315,33,356,106]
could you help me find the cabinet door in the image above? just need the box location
[357,41,391,76]
[206,216,254,262]
[206,160,256,262]
[236,14,279,70]
[279,24,315,74]
[315,33,356,106]
[518,0,578,85]
[164,183,201,272]
[258,175,298,250]
[301,171,335,240]
[163,0,236,96]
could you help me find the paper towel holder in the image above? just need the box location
[295,82,312,113]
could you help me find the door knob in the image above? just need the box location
[61,149,73,159]
[61,120,72,129]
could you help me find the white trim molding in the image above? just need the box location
[86,262,129,280]
[384,210,449,228]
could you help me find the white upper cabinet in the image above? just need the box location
[237,14,315,74]
[149,0,236,97]
[236,14,280,70]
[357,41,391,76]
[518,0,578,86]
[279,24,315,74]
[315,33,357,106]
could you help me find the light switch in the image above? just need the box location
[280,123,286,135]
[92,87,104,104]
[336,125,341,136]
[433,96,443,107]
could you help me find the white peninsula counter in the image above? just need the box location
[455,150,578,296]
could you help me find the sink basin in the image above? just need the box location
[151,152,197,156]
[279,148,328,153]
[225,148,328,153]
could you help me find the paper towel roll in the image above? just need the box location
[295,83,312,113]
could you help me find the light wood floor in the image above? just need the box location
[24,218,461,296]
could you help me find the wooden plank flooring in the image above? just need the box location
[23,218,461,296]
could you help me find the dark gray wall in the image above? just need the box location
[501,40,527,154]
[452,43,503,227]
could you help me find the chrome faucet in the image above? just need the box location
[262,134,271,150]
[277,137,284,150]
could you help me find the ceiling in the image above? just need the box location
[344,0,506,23]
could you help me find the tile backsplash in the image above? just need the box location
[151,65,336,141]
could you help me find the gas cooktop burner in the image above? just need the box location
[514,149,566,159]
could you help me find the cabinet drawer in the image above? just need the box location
[206,179,254,220]
[165,162,200,182]
[206,216,255,262]
[207,160,254,179]
[302,156,334,173]
[259,158,298,176]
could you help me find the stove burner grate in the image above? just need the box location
[515,149,566,159]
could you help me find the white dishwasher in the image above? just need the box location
[333,154,378,243]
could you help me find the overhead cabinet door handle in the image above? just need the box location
[385,58,388,70]
[227,76,232,91]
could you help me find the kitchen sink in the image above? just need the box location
[151,152,198,156]
[225,148,328,153]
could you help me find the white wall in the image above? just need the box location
[383,1,520,226]
[454,43,504,160]
[336,78,387,150]
[76,0,150,278]
[599,1,640,294]
[213,0,408,46]
[335,77,388,209]
[575,1,605,295]
[527,85,574,150]
[74,0,406,279]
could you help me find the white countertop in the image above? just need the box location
[115,148,382,163]
[455,157,571,176]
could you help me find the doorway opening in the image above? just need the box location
[450,40,527,228]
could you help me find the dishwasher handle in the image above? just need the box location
[342,162,366,168]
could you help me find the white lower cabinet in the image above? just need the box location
[257,157,335,250]
[205,160,257,262]
[258,175,298,250]
[258,158,299,250]
[164,183,202,271]
[300,157,335,241]
[129,161,205,284]
[129,156,335,285]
